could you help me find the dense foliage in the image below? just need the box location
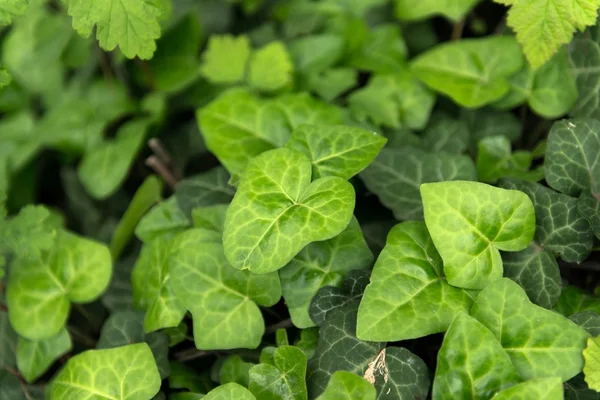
[2,0,600,399]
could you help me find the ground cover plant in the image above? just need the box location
[3,0,600,398]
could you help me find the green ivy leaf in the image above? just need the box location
[97,310,170,379]
[199,35,251,84]
[135,196,190,243]
[0,372,44,400]
[280,217,373,328]
[49,343,161,399]
[471,278,590,381]
[569,35,600,119]
[395,0,480,21]
[7,231,112,340]
[170,228,281,349]
[220,355,254,386]
[492,377,563,399]
[0,204,58,260]
[564,374,600,400]
[433,313,521,399]
[16,328,71,383]
[316,371,375,400]
[555,286,600,317]
[422,113,470,154]
[204,383,257,400]
[357,221,473,341]
[462,109,522,148]
[102,254,135,312]
[248,346,308,400]
[307,68,357,101]
[584,336,600,391]
[170,361,213,393]
[349,24,407,74]
[360,148,477,221]
[421,181,535,289]
[288,34,344,75]
[476,136,544,184]
[570,312,600,336]
[223,148,355,274]
[295,328,319,360]
[247,41,293,92]
[285,124,387,180]
[175,167,235,220]
[192,205,228,233]
[411,36,524,108]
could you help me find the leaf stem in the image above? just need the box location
[451,19,465,40]
[146,155,178,189]
[265,318,293,334]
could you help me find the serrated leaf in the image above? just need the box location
[204,383,256,400]
[49,343,161,399]
[421,181,535,289]
[135,196,190,243]
[411,36,524,108]
[492,377,563,399]
[285,124,387,180]
[360,148,477,221]
[395,0,481,21]
[220,355,254,386]
[471,278,590,381]
[248,41,293,92]
[175,167,235,220]
[249,346,308,400]
[66,0,163,59]
[7,231,112,340]
[433,313,521,400]
[570,312,600,336]
[223,148,355,274]
[16,328,71,383]
[357,221,473,341]
[0,0,28,25]
[477,136,544,184]
[200,35,251,84]
[584,336,600,391]
[170,228,281,349]
[97,311,170,379]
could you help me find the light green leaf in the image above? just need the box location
[349,24,407,74]
[170,228,281,349]
[200,35,251,84]
[0,0,28,25]
[49,343,161,399]
[471,278,590,381]
[248,41,293,92]
[97,311,170,379]
[361,148,476,221]
[249,346,308,400]
[288,34,344,74]
[274,93,343,129]
[307,68,357,101]
[0,311,17,369]
[7,231,112,340]
[78,118,151,200]
[584,336,600,391]
[433,313,521,400]
[348,72,435,130]
[570,312,600,336]
[175,166,234,220]
[411,36,524,108]
[357,221,473,341]
[16,328,71,383]
[223,148,355,274]
[477,136,544,184]
[220,355,254,386]
[421,181,535,289]
[135,196,190,243]
[316,371,375,400]
[280,218,373,328]
[492,377,563,399]
[395,0,481,21]
[295,328,319,360]
[0,67,10,88]
[204,383,257,400]
[285,124,387,180]
[66,0,163,59]
[569,36,600,119]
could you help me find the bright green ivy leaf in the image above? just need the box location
[135,196,190,243]
[349,24,407,74]
[411,36,524,108]
[0,67,10,88]
[204,383,256,400]
[280,218,373,328]
[471,278,590,381]
[421,181,535,289]
[175,166,234,220]
[395,0,481,21]
[49,343,161,399]
[200,34,251,84]
[220,355,254,386]
[249,346,308,400]
[247,41,293,92]
[16,328,71,383]
[316,371,375,400]
[357,221,473,341]
[432,313,521,400]
[477,136,544,183]
[585,336,600,392]
[7,231,112,340]
[285,124,387,180]
[66,0,163,59]
[361,148,477,221]
[223,148,355,274]
[492,377,563,400]
[170,228,281,349]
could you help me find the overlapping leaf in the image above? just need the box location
[248,346,308,400]
[16,328,71,383]
[175,167,235,219]
[316,371,375,400]
[135,196,190,243]
[477,137,544,184]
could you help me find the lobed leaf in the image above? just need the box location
[248,346,308,400]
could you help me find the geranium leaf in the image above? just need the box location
[492,377,563,399]
[420,181,535,289]
[49,343,161,399]
[248,346,308,400]
[247,41,293,92]
[316,371,375,400]
[199,35,251,84]
[175,167,235,220]
[223,148,355,274]
[16,328,71,383]
[395,0,481,21]
[471,278,590,381]
[357,221,473,341]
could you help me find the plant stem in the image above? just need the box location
[451,19,465,40]
[265,318,293,334]
[146,155,179,189]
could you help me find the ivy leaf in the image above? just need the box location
[220,355,254,386]
[462,109,522,148]
[223,148,355,274]
[433,313,521,399]
[477,136,544,184]
[192,205,228,233]
[360,148,477,221]
[280,218,373,328]
[49,343,161,399]
[97,310,170,379]
[132,238,187,332]
[492,377,563,399]
[247,42,294,92]
[584,336,600,391]
[411,36,524,108]
[248,346,308,400]
[564,373,600,400]
[7,231,112,340]
[420,181,535,289]
[0,204,58,260]
[570,312,600,336]
[357,221,473,341]
[102,254,136,312]
[349,24,407,74]
[66,0,163,59]
[170,361,213,393]
[422,113,470,154]
[285,124,387,180]
[175,167,235,220]
[170,228,281,349]
[471,278,590,381]
[200,35,251,84]
[395,0,481,21]
[555,286,600,317]
[16,328,71,383]
[316,371,375,400]
[0,372,44,400]
[0,0,28,25]
[135,196,190,243]
[288,34,344,75]
[204,383,257,400]
[307,68,357,101]
[569,35,600,119]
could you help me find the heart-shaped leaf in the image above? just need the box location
[316,371,375,400]
[248,346,308,400]
[420,181,535,289]
[7,230,112,340]
[49,343,161,400]
[357,221,473,341]
[224,148,355,274]
[471,278,590,381]
[491,377,563,400]
[16,328,71,383]
[204,383,256,400]
[170,228,281,349]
